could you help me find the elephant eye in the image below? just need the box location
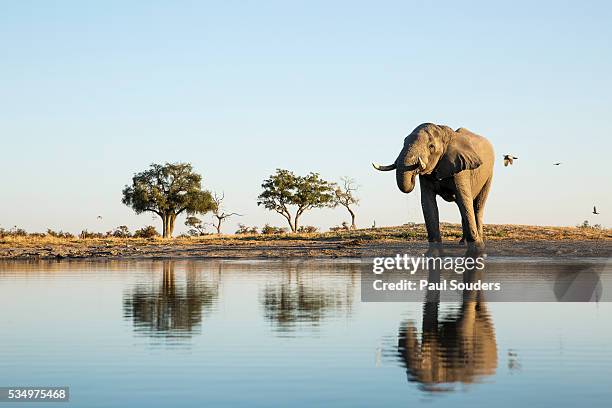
[429,143,435,152]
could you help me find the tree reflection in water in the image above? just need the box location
[261,261,358,333]
[123,261,220,340]
[397,249,498,393]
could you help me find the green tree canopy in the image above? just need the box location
[122,162,215,238]
[257,169,336,232]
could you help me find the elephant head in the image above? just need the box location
[373,123,483,193]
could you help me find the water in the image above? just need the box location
[1,259,611,407]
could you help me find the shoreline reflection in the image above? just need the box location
[260,261,358,334]
[397,249,498,392]
[122,261,220,340]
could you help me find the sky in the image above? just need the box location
[1,0,611,235]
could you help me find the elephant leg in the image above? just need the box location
[454,177,480,243]
[459,213,468,244]
[420,181,441,242]
[473,176,492,239]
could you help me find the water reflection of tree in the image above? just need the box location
[123,261,219,339]
[261,262,357,332]
[397,249,497,392]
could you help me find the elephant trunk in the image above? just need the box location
[373,146,426,194]
[397,169,417,193]
[396,146,425,194]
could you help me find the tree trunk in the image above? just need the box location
[162,214,168,238]
[168,214,176,238]
[283,214,295,233]
[215,217,222,234]
[162,213,176,238]
[293,214,300,233]
[348,207,356,230]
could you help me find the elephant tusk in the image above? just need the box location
[372,162,397,171]
[418,157,426,171]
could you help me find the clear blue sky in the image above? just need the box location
[1,0,610,234]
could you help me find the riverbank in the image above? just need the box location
[1,223,610,260]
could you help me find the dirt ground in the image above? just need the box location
[1,223,610,260]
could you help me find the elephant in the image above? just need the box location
[373,123,494,245]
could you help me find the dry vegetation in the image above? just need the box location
[0,223,610,260]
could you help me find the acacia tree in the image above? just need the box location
[257,169,336,232]
[122,162,215,238]
[334,177,359,230]
[210,192,241,234]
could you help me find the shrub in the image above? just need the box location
[111,225,131,238]
[46,229,74,238]
[133,225,160,238]
[0,227,28,237]
[236,224,259,234]
[577,220,603,230]
[330,221,350,232]
[185,216,208,236]
[261,224,288,235]
[187,229,210,237]
[79,230,105,239]
[297,225,318,233]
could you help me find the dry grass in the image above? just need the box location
[1,223,610,260]
[1,223,609,249]
[210,222,610,242]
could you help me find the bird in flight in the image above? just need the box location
[553,162,562,166]
[503,155,518,167]
[593,206,600,215]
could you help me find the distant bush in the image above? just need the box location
[46,229,74,239]
[577,220,602,230]
[236,224,259,234]
[330,222,350,232]
[111,225,131,238]
[0,227,28,237]
[297,225,318,234]
[79,230,105,239]
[261,224,288,235]
[133,225,160,238]
[187,229,211,237]
[185,216,209,236]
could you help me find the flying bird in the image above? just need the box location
[503,155,518,167]
[553,162,562,166]
[593,206,600,215]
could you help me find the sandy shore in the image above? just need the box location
[1,224,610,260]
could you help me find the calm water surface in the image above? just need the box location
[1,259,611,407]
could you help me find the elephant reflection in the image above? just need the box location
[123,261,219,338]
[261,262,357,331]
[397,250,497,392]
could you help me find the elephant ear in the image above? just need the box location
[435,133,482,179]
